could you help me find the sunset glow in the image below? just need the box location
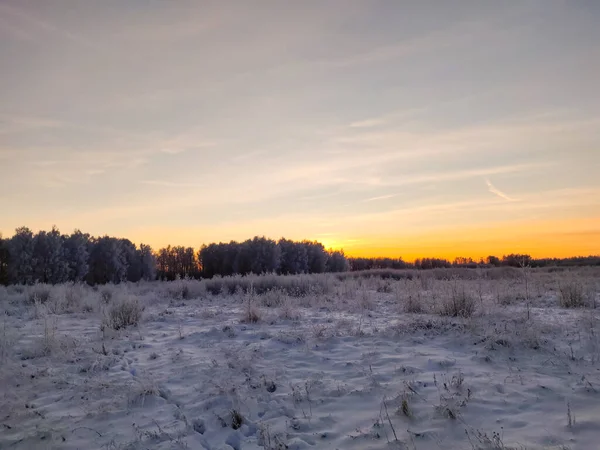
[1,2,599,259]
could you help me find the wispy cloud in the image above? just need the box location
[362,193,401,202]
[29,160,60,167]
[159,142,217,155]
[0,115,64,134]
[158,129,219,156]
[0,2,99,49]
[485,178,517,201]
[110,16,217,43]
[140,180,206,189]
[229,150,269,163]
[350,118,387,128]
[160,148,189,155]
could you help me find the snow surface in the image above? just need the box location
[1,273,599,449]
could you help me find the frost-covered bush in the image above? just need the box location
[103,295,143,330]
[203,273,333,297]
[438,286,476,318]
[26,283,52,304]
[558,280,590,308]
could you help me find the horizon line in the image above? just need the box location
[1,225,598,264]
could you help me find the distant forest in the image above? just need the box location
[0,226,598,286]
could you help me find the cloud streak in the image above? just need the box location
[349,118,387,128]
[0,2,100,49]
[485,178,517,201]
[140,180,206,189]
[362,193,401,202]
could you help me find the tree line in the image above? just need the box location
[350,254,600,270]
[0,226,597,286]
[0,227,156,286]
[0,227,349,285]
[155,237,350,280]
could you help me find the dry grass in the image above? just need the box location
[260,288,286,307]
[204,273,333,297]
[103,295,143,330]
[26,283,52,304]
[240,295,262,324]
[558,280,591,308]
[279,300,301,320]
[438,287,476,318]
[0,312,15,362]
[404,292,425,314]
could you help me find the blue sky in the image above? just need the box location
[1,1,599,258]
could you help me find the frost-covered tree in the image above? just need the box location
[155,246,170,279]
[198,242,239,278]
[502,254,532,268]
[139,244,156,281]
[248,237,280,274]
[201,237,280,276]
[155,245,198,280]
[31,230,50,283]
[198,243,220,278]
[183,247,199,277]
[120,239,142,282]
[87,236,127,284]
[326,250,349,273]
[278,238,309,274]
[200,237,338,278]
[303,240,328,274]
[32,226,69,284]
[414,258,451,269]
[64,230,90,282]
[0,234,9,285]
[232,241,251,275]
[8,227,35,284]
[347,257,409,271]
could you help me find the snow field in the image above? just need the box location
[1,269,599,449]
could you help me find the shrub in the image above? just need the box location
[559,281,589,308]
[44,283,89,314]
[337,269,415,281]
[100,285,114,303]
[104,296,143,330]
[27,283,52,304]
[376,280,394,293]
[404,293,424,314]
[241,306,261,324]
[169,281,190,300]
[63,283,86,310]
[167,278,206,300]
[261,289,286,307]
[439,288,476,318]
[279,300,301,320]
[204,273,333,298]
[240,295,261,324]
[0,313,15,361]
[484,266,521,280]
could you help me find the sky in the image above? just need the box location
[1,0,599,260]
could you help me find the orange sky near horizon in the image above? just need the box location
[1,215,599,262]
[110,216,599,262]
[336,218,600,261]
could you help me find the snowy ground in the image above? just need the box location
[1,269,599,450]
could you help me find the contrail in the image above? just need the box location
[485,178,516,201]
